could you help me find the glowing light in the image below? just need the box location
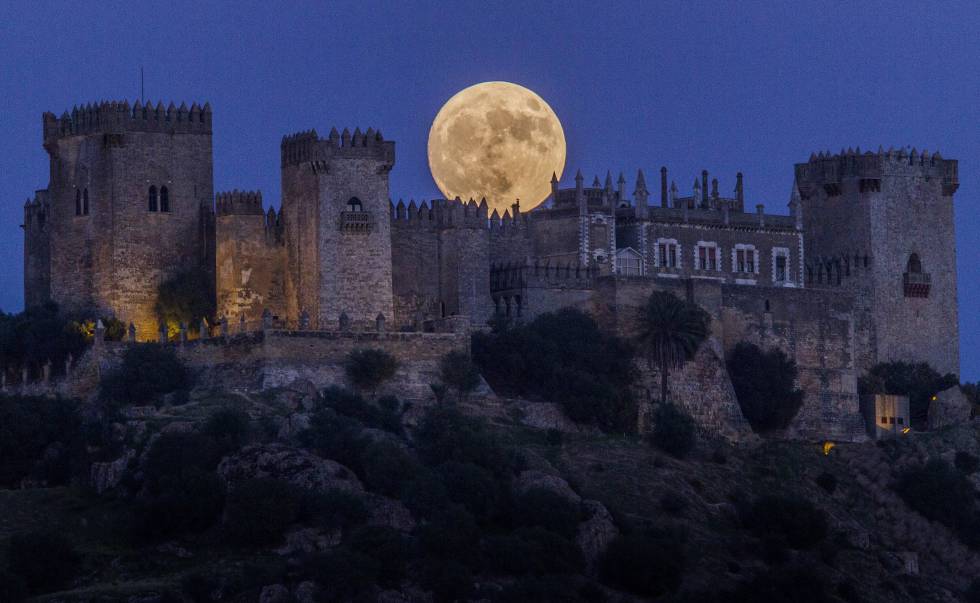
[822,441,835,456]
[902,427,911,434]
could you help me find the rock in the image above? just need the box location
[513,470,581,503]
[577,500,619,576]
[928,386,972,430]
[90,449,135,494]
[367,495,416,532]
[513,401,582,433]
[277,413,312,441]
[275,527,340,556]
[377,591,412,603]
[259,584,291,603]
[274,379,320,411]
[294,581,317,603]
[160,421,196,434]
[218,444,363,493]
[156,541,194,558]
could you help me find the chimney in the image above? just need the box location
[736,172,744,211]
[701,170,709,208]
[660,166,668,208]
[711,178,719,199]
[634,169,649,215]
[756,204,765,227]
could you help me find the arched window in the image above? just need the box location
[82,188,89,215]
[160,186,170,212]
[148,186,158,212]
[75,189,81,216]
[907,253,922,274]
[347,197,363,212]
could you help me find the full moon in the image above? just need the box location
[428,81,566,214]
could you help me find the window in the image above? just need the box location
[696,243,719,271]
[656,239,679,269]
[149,186,158,212]
[82,188,89,215]
[881,416,888,424]
[616,248,643,276]
[75,189,82,216]
[775,256,787,282]
[772,247,791,284]
[160,186,170,212]
[907,253,922,274]
[735,247,756,273]
[347,197,363,212]
[898,417,904,425]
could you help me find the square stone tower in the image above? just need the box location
[29,100,214,337]
[795,148,960,376]
[280,128,395,328]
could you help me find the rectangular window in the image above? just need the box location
[737,249,745,273]
[698,245,717,271]
[881,416,888,424]
[699,247,707,270]
[898,417,904,425]
[889,417,896,425]
[746,250,754,273]
[658,243,678,268]
[668,245,677,268]
[658,243,667,267]
[775,256,787,282]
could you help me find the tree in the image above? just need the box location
[649,402,696,458]
[7,531,80,594]
[858,362,959,429]
[344,349,398,397]
[154,267,215,337]
[727,342,805,433]
[635,291,710,404]
[439,350,481,403]
[99,343,192,407]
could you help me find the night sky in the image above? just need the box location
[0,1,976,380]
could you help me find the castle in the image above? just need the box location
[22,99,961,440]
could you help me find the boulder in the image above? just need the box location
[277,412,312,441]
[275,527,340,556]
[513,470,581,503]
[259,584,291,603]
[90,449,135,494]
[366,495,416,532]
[513,401,582,433]
[928,386,972,430]
[577,500,619,576]
[294,581,317,603]
[218,444,363,493]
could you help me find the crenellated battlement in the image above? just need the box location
[280,127,394,169]
[216,189,265,216]
[390,196,490,230]
[490,260,596,294]
[805,251,874,288]
[795,147,958,197]
[42,100,212,147]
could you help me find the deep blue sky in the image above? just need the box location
[0,1,976,380]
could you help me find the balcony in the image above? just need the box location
[903,272,931,298]
[339,211,374,234]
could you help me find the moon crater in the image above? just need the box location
[428,81,566,214]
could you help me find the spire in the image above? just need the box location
[592,175,600,188]
[634,169,649,211]
[617,171,626,204]
[789,179,803,230]
[604,170,613,192]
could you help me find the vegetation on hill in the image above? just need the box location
[472,307,637,432]
[154,267,215,337]
[634,290,711,404]
[344,348,399,397]
[859,361,959,429]
[99,343,193,408]
[728,342,805,433]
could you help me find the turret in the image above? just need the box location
[660,166,668,208]
[634,169,649,214]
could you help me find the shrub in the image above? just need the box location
[6,531,80,594]
[344,349,398,395]
[203,407,251,454]
[726,565,833,603]
[320,386,402,434]
[223,478,300,546]
[0,569,27,603]
[483,526,584,576]
[660,491,688,516]
[858,361,959,429]
[512,487,581,538]
[600,532,686,597]
[180,572,219,603]
[728,342,804,433]
[896,458,980,548]
[133,469,225,542]
[740,494,828,550]
[956,451,980,474]
[472,308,637,432]
[312,488,369,531]
[345,525,410,588]
[439,350,481,403]
[401,469,453,519]
[496,575,591,603]
[0,395,83,487]
[815,471,838,494]
[437,460,502,521]
[416,504,480,560]
[413,405,513,476]
[309,549,380,602]
[99,343,192,407]
[649,402,696,458]
[299,407,370,474]
[0,303,87,377]
[361,440,419,497]
[154,267,215,333]
[142,432,222,491]
[418,558,473,603]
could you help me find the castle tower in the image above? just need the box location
[795,148,960,375]
[31,100,214,337]
[280,127,395,328]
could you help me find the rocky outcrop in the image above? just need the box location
[928,386,973,430]
[218,444,363,493]
[90,449,135,494]
[259,584,291,603]
[513,469,581,502]
[577,499,619,575]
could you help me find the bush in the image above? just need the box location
[361,440,419,497]
[309,549,380,602]
[344,349,398,395]
[496,575,592,603]
[660,491,688,516]
[740,495,828,550]
[223,478,301,546]
[401,470,453,519]
[99,343,192,407]
[956,451,980,474]
[0,303,88,378]
[472,308,637,432]
[413,405,514,476]
[0,569,27,603]
[0,395,83,487]
[815,471,838,494]
[728,342,804,433]
[312,488,369,531]
[858,361,959,429]
[299,407,370,474]
[896,458,980,548]
[726,565,833,603]
[439,350,482,403]
[649,402,696,458]
[437,460,502,522]
[483,526,584,576]
[319,386,402,434]
[181,573,219,603]
[418,558,473,603]
[6,531,80,594]
[416,504,480,560]
[203,407,251,454]
[512,487,581,538]
[133,469,225,542]
[600,532,686,597]
[345,525,410,588]
[142,432,222,491]
[154,267,215,334]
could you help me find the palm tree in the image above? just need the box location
[636,291,711,404]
